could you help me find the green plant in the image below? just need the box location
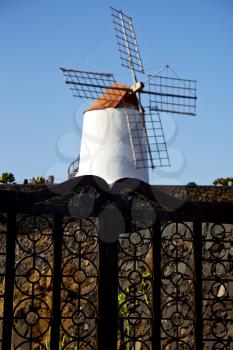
[41,333,67,349]
[0,172,15,184]
[29,176,46,184]
[118,271,152,350]
[213,177,233,186]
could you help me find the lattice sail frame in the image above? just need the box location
[60,68,126,102]
[148,75,197,116]
[124,106,170,169]
[111,7,144,74]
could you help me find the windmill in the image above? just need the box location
[61,7,197,184]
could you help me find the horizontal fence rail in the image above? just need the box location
[0,177,232,349]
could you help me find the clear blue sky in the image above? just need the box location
[0,0,232,185]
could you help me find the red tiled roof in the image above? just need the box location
[85,83,139,112]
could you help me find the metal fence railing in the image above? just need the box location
[0,177,232,349]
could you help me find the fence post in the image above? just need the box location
[50,213,63,349]
[2,211,17,350]
[152,217,162,350]
[98,204,125,350]
[193,219,203,350]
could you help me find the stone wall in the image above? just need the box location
[1,183,233,202]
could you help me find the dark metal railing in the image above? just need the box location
[0,177,232,349]
[68,156,80,179]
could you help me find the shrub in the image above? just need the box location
[29,176,46,184]
[0,172,15,184]
[213,177,233,186]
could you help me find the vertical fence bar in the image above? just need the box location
[2,211,17,350]
[98,240,118,350]
[50,213,63,349]
[193,219,203,350]
[98,205,124,350]
[152,217,161,350]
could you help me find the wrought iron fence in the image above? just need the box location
[0,176,232,349]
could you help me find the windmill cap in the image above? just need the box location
[85,83,139,112]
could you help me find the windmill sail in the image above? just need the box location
[144,109,170,167]
[60,68,128,102]
[148,75,197,116]
[111,7,144,79]
[125,107,170,169]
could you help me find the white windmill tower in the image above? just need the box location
[61,8,197,184]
